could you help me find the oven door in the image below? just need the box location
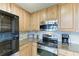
[0,38,19,56]
[11,37,19,53]
[0,40,12,56]
[37,48,57,56]
[37,44,58,56]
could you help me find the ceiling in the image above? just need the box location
[16,3,56,13]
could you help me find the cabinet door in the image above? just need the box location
[31,42,37,56]
[31,12,39,31]
[59,4,75,32]
[47,5,58,20]
[11,4,30,32]
[23,11,30,32]
[74,4,79,32]
[0,3,11,12]
[40,9,47,22]
[10,4,20,15]
[19,43,32,56]
[19,9,24,32]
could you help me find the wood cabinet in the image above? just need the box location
[31,12,40,31]
[58,4,75,32]
[74,4,79,32]
[31,8,47,31]
[31,6,58,31]
[0,3,79,32]
[31,42,37,56]
[47,5,58,20]
[39,9,47,22]
[0,3,31,32]
[0,3,11,12]
[10,4,31,32]
[19,43,32,56]
[19,9,31,32]
[30,4,77,32]
[10,4,25,32]
[10,4,18,15]
[19,42,37,56]
[31,13,38,31]
[18,9,24,32]
[24,11,31,32]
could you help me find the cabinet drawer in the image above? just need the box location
[31,42,37,56]
[20,43,30,50]
[19,43,32,56]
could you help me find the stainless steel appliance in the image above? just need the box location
[38,20,58,56]
[37,34,58,56]
[0,10,19,56]
[37,44,58,56]
[62,34,69,45]
[40,20,58,31]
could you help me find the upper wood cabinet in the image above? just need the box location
[10,4,20,15]
[19,9,25,32]
[23,10,31,32]
[47,5,58,20]
[31,12,39,31]
[58,4,75,32]
[31,8,47,31]
[30,5,58,31]
[0,3,11,12]
[74,4,79,32]
[19,8,31,32]
[39,9,47,22]
[10,4,31,32]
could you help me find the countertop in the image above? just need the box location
[19,39,79,53]
[19,38,38,46]
[59,43,79,53]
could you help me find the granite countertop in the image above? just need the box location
[19,38,38,46]
[58,43,79,53]
[38,41,79,53]
[19,38,79,53]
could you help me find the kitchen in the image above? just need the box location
[0,3,79,56]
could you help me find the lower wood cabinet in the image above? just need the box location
[19,42,37,56]
[19,43,32,56]
[31,42,37,56]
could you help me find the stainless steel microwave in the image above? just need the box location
[40,20,58,31]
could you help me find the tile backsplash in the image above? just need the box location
[37,32,79,44]
[69,32,79,44]
[19,32,28,40]
[19,32,79,44]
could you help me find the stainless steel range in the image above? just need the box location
[38,20,59,56]
[37,33,58,56]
